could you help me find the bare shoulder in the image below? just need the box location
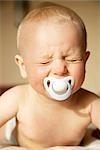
[0,84,29,113]
[75,88,99,110]
[0,84,29,101]
[81,90,100,128]
[0,84,29,125]
[77,88,99,101]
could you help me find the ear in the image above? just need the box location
[83,51,90,64]
[15,55,27,79]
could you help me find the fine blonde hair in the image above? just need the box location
[17,2,87,53]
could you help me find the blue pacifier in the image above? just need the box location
[43,76,74,101]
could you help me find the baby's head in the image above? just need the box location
[15,2,90,100]
[17,2,87,55]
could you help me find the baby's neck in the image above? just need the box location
[28,84,75,109]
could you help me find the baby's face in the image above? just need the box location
[19,21,88,99]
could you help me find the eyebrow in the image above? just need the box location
[40,53,53,59]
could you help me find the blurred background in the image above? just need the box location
[0,0,100,95]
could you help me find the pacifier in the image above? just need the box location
[43,76,74,101]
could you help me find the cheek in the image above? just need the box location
[27,67,44,82]
[25,65,49,92]
[68,63,85,90]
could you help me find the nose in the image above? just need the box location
[51,59,68,76]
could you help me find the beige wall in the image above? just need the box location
[0,1,100,94]
[0,3,2,84]
[1,1,25,86]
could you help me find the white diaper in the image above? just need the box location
[5,118,17,145]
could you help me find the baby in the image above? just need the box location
[0,2,100,150]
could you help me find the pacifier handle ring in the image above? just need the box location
[49,80,71,101]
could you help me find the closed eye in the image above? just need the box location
[40,61,50,65]
[41,62,49,64]
[66,59,83,64]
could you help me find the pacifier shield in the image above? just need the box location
[43,76,74,101]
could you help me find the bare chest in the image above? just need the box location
[17,105,90,147]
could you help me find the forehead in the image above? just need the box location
[19,21,82,57]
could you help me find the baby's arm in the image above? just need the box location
[0,86,19,127]
[90,94,100,129]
